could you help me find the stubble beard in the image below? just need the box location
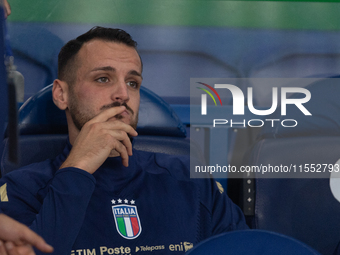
[68,90,138,132]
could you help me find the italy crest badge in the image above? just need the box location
[112,199,142,239]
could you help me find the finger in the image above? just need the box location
[0,241,8,255]
[111,139,130,167]
[88,106,127,124]
[5,242,18,255]
[113,131,133,156]
[120,131,133,156]
[7,243,36,255]
[102,120,138,138]
[104,127,134,156]
[3,0,11,18]
[18,229,53,253]
[98,120,138,156]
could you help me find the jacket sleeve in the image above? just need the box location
[155,154,248,240]
[180,155,249,236]
[209,179,249,234]
[196,177,249,241]
[0,166,96,255]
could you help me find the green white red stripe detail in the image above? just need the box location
[112,205,142,239]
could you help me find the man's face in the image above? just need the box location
[67,39,142,132]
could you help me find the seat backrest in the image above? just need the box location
[258,78,340,139]
[244,35,340,106]
[2,85,189,175]
[247,137,340,255]
[139,50,241,105]
[245,78,340,255]
[7,24,64,100]
[186,230,321,255]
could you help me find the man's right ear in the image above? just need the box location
[52,79,69,110]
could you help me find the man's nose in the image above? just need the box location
[111,80,129,102]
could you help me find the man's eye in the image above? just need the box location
[96,77,109,83]
[127,81,139,88]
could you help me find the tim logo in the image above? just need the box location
[112,205,142,239]
[197,83,311,116]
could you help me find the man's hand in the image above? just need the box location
[61,106,138,174]
[0,214,53,255]
[3,0,11,18]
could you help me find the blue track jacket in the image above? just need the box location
[0,141,248,255]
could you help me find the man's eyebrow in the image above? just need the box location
[129,70,143,80]
[90,66,142,79]
[91,66,115,72]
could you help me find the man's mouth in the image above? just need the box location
[100,101,134,115]
[112,110,129,120]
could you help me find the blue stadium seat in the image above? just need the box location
[245,78,340,255]
[7,24,64,100]
[1,84,193,175]
[139,50,241,105]
[258,77,340,139]
[243,31,340,107]
[186,230,321,255]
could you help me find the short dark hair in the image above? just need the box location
[58,26,138,85]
